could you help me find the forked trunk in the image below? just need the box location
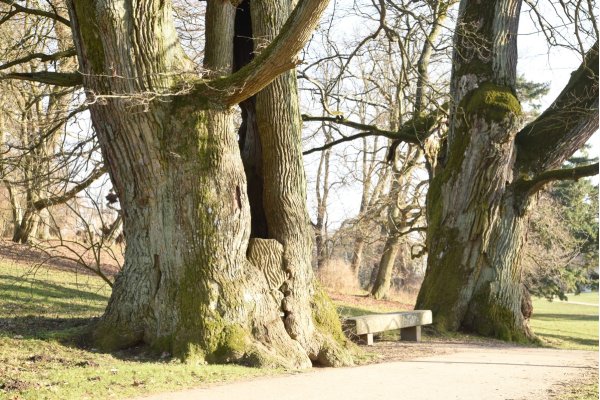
[68,0,350,367]
[12,208,39,243]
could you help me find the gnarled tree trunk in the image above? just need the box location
[67,0,350,367]
[416,0,598,341]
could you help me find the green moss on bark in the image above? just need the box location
[88,320,143,352]
[311,285,346,345]
[465,285,531,343]
[461,82,522,122]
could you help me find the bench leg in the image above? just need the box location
[359,333,374,346]
[400,326,421,342]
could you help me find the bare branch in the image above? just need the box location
[514,162,599,197]
[0,0,70,26]
[197,0,332,106]
[33,166,107,210]
[302,103,446,155]
[0,49,77,71]
[1,70,82,86]
[303,130,397,155]
[516,41,599,173]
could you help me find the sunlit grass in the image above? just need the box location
[531,295,598,351]
[559,292,598,304]
[0,262,280,400]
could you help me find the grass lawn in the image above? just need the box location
[558,292,599,304]
[0,262,280,400]
[531,293,598,351]
[1,259,597,399]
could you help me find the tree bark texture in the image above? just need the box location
[247,0,351,365]
[371,234,401,300]
[66,0,350,367]
[416,0,598,341]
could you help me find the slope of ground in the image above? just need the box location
[0,244,598,399]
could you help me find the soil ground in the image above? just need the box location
[133,343,598,400]
[0,239,597,400]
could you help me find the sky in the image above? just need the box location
[302,1,599,229]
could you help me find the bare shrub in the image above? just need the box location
[316,258,360,294]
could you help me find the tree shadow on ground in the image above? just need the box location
[0,274,109,302]
[0,274,109,319]
[537,332,599,348]
[0,315,94,339]
[533,313,598,322]
[0,315,167,363]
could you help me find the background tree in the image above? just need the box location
[523,180,599,301]
[0,1,102,243]
[301,0,453,297]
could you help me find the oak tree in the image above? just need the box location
[1,0,352,366]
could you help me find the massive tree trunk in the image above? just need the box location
[66,0,350,367]
[416,0,598,341]
[239,0,352,365]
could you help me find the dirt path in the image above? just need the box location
[134,344,597,400]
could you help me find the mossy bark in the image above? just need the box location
[68,0,351,367]
[416,0,535,341]
[417,37,597,339]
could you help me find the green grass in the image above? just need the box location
[2,260,597,398]
[559,292,598,304]
[531,295,598,351]
[0,262,280,400]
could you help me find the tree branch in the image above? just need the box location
[514,162,599,197]
[0,0,70,26]
[33,166,107,211]
[1,71,82,87]
[302,105,446,155]
[516,41,599,173]
[0,49,77,71]
[304,131,396,155]
[196,0,331,106]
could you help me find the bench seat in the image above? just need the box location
[344,310,432,345]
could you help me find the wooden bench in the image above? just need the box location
[344,310,432,345]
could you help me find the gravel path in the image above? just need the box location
[134,344,597,400]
